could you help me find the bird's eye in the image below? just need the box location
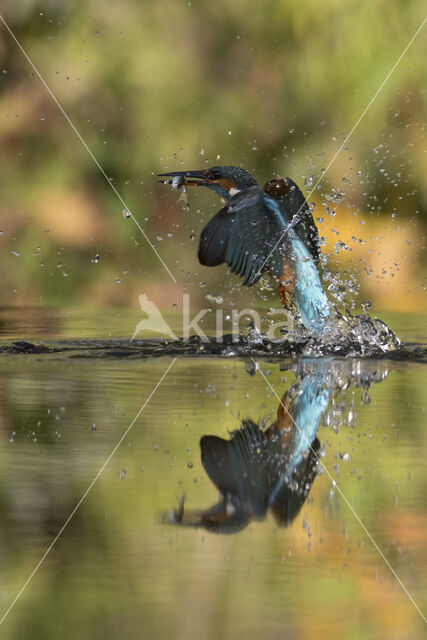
[205,169,222,180]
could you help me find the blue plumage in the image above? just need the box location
[159,165,331,334]
[268,371,330,506]
[266,196,331,332]
[167,367,330,531]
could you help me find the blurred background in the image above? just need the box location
[0,0,426,318]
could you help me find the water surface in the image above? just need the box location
[0,310,426,639]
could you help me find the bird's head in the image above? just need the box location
[158,165,257,200]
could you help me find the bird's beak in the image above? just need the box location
[158,170,213,188]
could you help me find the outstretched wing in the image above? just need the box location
[281,178,320,264]
[198,186,287,286]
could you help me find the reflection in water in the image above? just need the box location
[167,361,389,533]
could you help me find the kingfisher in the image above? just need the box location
[166,368,330,533]
[159,165,331,333]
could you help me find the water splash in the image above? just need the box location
[1,318,424,362]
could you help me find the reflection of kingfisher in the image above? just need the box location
[167,370,330,533]
[159,166,331,334]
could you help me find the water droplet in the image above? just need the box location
[91,254,99,263]
[187,461,193,468]
[118,469,127,479]
[122,208,131,219]
[205,293,223,304]
[11,250,20,256]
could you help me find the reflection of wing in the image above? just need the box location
[201,420,264,495]
[201,420,269,517]
[281,178,320,264]
[198,187,288,285]
[269,438,320,527]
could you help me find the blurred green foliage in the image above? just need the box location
[0,0,426,311]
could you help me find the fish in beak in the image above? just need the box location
[158,170,215,190]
